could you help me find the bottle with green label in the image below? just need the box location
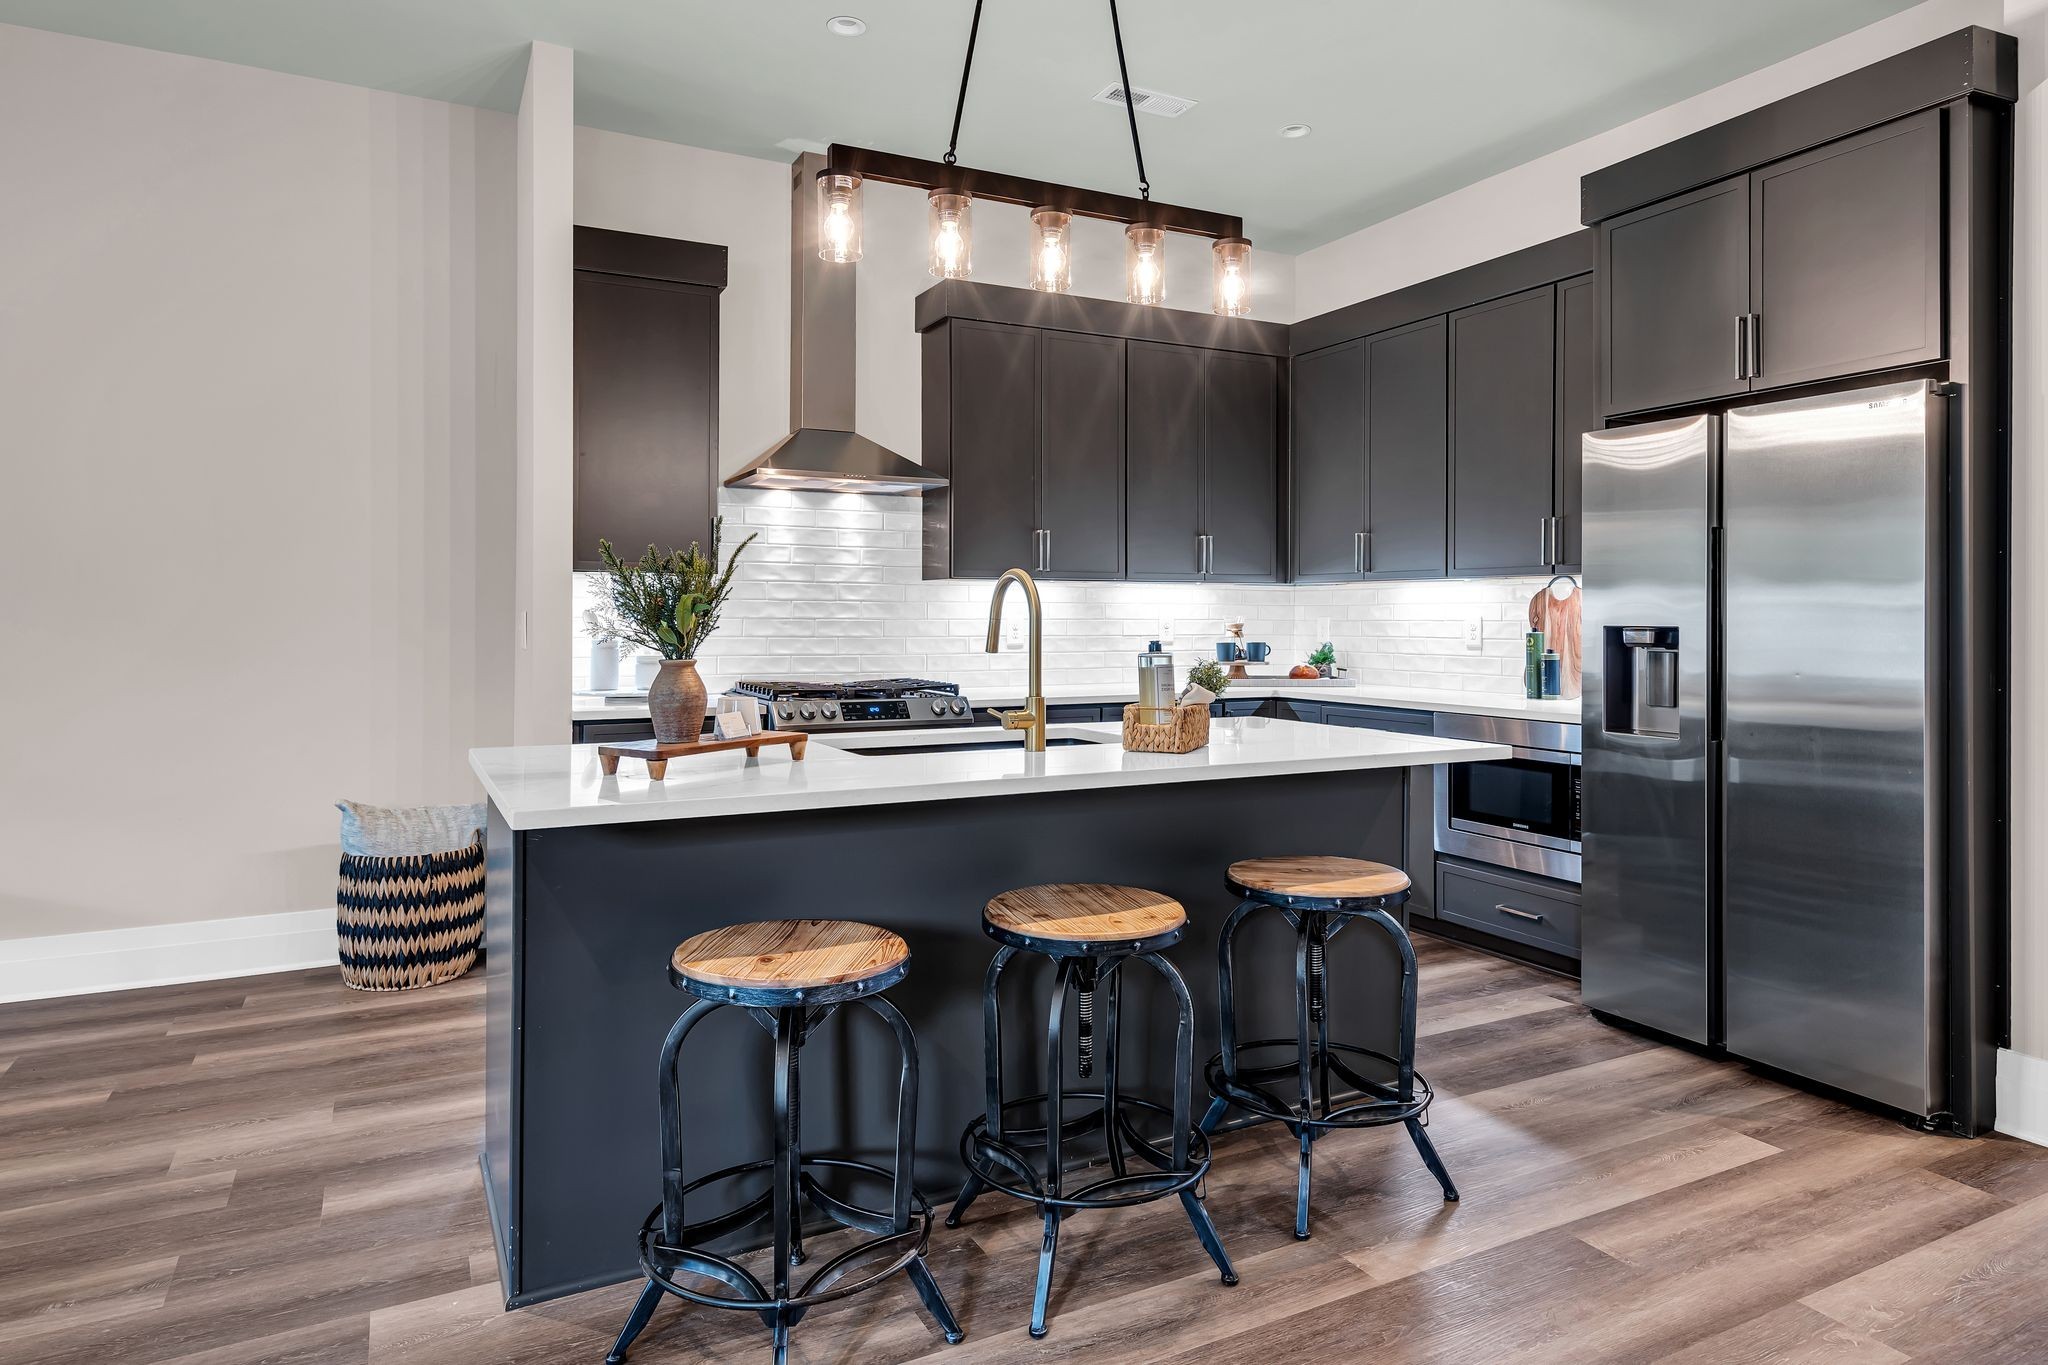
[1524,630,1546,700]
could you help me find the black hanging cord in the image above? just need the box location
[942,0,987,167]
[1109,0,1151,201]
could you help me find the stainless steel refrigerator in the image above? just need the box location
[1581,378,1954,1121]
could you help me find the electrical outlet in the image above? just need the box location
[1005,618,1023,649]
[1463,613,1485,650]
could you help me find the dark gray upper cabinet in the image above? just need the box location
[1203,351,1280,580]
[573,273,720,570]
[1554,274,1598,570]
[1290,340,1367,582]
[1365,317,1449,578]
[1038,330,1126,579]
[940,319,1040,579]
[1126,341,1206,578]
[1599,178,1751,416]
[1749,110,1943,390]
[1449,285,1556,576]
[1128,343,1280,582]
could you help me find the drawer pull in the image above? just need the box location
[1493,903,1546,923]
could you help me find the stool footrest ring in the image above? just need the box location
[957,1092,1211,1211]
[1207,1039,1434,1131]
[634,1157,936,1318]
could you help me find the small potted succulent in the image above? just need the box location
[592,518,758,742]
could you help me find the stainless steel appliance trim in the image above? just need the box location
[1431,711,1582,755]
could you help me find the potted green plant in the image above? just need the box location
[1185,658,1231,700]
[593,518,758,742]
[1307,642,1338,678]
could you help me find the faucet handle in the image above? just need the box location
[995,708,1033,731]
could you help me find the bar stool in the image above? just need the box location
[947,884,1236,1339]
[606,919,963,1365]
[1200,857,1457,1240]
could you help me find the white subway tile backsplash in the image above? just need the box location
[572,490,1562,697]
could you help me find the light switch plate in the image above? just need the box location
[1463,613,1485,650]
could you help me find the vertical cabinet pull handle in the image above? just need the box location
[1539,516,1550,566]
[1747,314,1761,379]
[1042,528,1051,571]
[1354,530,1365,574]
[1737,315,1748,379]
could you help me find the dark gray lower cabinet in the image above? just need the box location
[1436,857,1581,958]
[572,718,657,745]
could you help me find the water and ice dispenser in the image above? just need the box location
[1603,626,1680,738]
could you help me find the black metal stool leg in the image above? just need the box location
[1369,907,1460,1204]
[771,1008,799,1302]
[862,994,966,1344]
[949,947,1013,1229]
[1030,956,1075,1339]
[1200,899,1260,1136]
[605,1280,665,1364]
[1101,963,1128,1179]
[1292,912,1316,1241]
[1143,952,1238,1286]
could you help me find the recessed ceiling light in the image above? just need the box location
[1279,123,1312,139]
[826,15,867,37]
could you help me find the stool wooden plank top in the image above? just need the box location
[1227,856,1410,901]
[984,884,1186,943]
[671,919,909,991]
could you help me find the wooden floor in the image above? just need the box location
[5,939,2048,1364]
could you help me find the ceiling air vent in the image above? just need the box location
[1092,83,1198,118]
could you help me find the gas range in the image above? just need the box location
[727,678,976,732]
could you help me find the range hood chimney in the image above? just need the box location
[724,153,945,496]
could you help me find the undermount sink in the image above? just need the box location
[822,728,1117,757]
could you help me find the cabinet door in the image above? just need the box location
[1365,317,1448,578]
[947,320,1040,578]
[1750,110,1943,390]
[573,273,718,570]
[1038,331,1126,579]
[1449,286,1556,576]
[1126,341,1205,578]
[1290,340,1367,582]
[1554,274,1598,570]
[1202,351,1280,581]
[1600,177,1751,415]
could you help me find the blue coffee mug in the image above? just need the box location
[1245,642,1271,663]
[1215,642,1241,661]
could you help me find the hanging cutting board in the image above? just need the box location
[1528,580,1583,699]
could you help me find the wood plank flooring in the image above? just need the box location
[4,939,2047,1363]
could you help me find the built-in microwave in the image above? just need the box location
[1434,713,1581,884]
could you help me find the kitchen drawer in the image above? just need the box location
[1266,698,1325,724]
[1320,703,1433,735]
[1436,858,1581,957]
[574,719,657,745]
[1047,704,1105,724]
[1219,698,1265,718]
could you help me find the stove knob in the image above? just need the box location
[950,700,967,716]
[821,703,838,720]
[778,705,795,721]
[799,704,817,721]
[930,699,946,717]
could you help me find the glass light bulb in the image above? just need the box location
[814,172,862,263]
[1211,237,1253,317]
[1126,225,1166,305]
[1028,207,1071,293]
[927,191,973,280]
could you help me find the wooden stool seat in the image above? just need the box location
[1226,856,1410,908]
[983,884,1187,955]
[670,919,910,1003]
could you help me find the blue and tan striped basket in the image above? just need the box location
[336,839,485,991]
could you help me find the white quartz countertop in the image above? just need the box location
[574,680,1581,726]
[475,718,1510,831]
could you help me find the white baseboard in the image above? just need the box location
[1996,1048,2048,1148]
[0,909,338,1004]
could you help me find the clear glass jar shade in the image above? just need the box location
[1125,225,1166,306]
[1028,207,1072,293]
[1212,237,1253,317]
[816,173,863,263]
[927,191,973,280]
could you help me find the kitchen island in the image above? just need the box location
[474,718,1506,1305]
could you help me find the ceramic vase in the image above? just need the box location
[648,658,708,743]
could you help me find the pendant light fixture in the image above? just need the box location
[1029,207,1072,293]
[816,172,863,263]
[813,0,1253,314]
[927,190,973,279]
[1212,237,1252,316]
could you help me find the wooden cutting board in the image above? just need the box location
[1528,581,1583,699]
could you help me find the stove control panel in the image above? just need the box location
[758,693,974,732]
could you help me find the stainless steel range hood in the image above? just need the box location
[725,153,944,496]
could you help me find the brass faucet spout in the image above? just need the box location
[985,568,1047,752]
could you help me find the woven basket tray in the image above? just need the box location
[1121,701,1211,754]
[337,839,485,991]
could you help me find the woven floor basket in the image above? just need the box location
[337,839,485,991]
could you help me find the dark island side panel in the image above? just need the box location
[490,767,1408,1304]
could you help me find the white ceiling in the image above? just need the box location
[0,0,1924,252]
